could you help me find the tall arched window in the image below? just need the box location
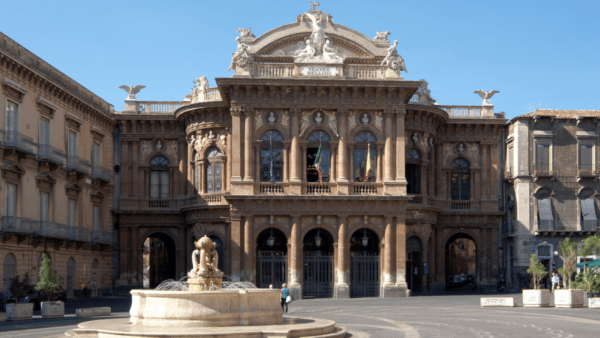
[406,148,421,194]
[150,156,170,199]
[260,131,284,183]
[307,131,331,182]
[451,158,470,200]
[353,131,377,182]
[206,147,223,193]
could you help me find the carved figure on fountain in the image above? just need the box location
[188,236,224,290]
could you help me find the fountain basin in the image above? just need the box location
[130,289,283,327]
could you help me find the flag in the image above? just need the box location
[365,143,371,182]
[269,134,276,185]
[313,141,322,183]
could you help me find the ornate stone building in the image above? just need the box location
[114,6,506,297]
[503,109,600,291]
[0,32,115,298]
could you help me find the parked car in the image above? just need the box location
[6,290,67,311]
[445,273,476,291]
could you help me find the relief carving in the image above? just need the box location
[326,111,339,137]
[140,141,152,162]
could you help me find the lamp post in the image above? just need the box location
[267,228,275,247]
[315,229,322,248]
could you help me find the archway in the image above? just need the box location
[66,258,75,298]
[142,232,177,288]
[445,233,477,291]
[350,228,380,298]
[256,228,287,288]
[406,236,423,292]
[303,228,334,298]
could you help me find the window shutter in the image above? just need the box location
[68,131,77,157]
[580,144,593,171]
[92,143,100,167]
[160,171,169,199]
[536,144,543,171]
[581,198,597,230]
[150,171,159,199]
[68,200,76,227]
[6,184,16,217]
[40,118,49,146]
[40,192,49,222]
[6,102,16,132]
[507,147,513,174]
[93,205,100,231]
[538,198,553,230]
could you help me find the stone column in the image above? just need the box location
[395,109,407,185]
[490,141,499,200]
[179,138,187,197]
[383,216,396,285]
[335,216,349,298]
[376,146,383,183]
[231,108,243,181]
[337,109,349,182]
[435,226,443,285]
[121,139,130,197]
[187,137,194,195]
[230,215,243,281]
[283,145,289,182]
[330,145,337,182]
[226,128,232,190]
[348,145,355,183]
[289,216,302,299]
[131,139,139,198]
[384,110,394,182]
[395,216,408,291]
[481,141,489,199]
[290,109,301,183]
[200,162,206,193]
[244,109,254,181]
[243,216,254,283]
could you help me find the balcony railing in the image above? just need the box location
[583,220,598,232]
[260,184,285,194]
[306,183,333,195]
[149,200,170,209]
[451,202,471,210]
[1,216,34,234]
[538,219,554,231]
[1,130,35,153]
[37,145,66,165]
[92,165,112,182]
[1,217,100,243]
[137,101,183,114]
[91,230,112,245]
[67,156,91,175]
[352,183,378,195]
[409,196,423,204]
[438,106,482,118]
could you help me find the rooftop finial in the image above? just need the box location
[310,1,320,13]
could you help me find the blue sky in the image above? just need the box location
[1,0,598,118]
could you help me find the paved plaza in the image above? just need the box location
[1,294,599,338]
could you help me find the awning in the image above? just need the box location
[538,198,554,230]
[576,259,600,269]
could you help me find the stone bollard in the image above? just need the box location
[269,284,273,289]
[589,298,600,309]
[76,307,111,318]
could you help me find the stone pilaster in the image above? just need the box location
[337,109,349,194]
[243,216,254,283]
[131,139,139,198]
[289,109,301,183]
[334,216,349,298]
[230,108,243,182]
[395,109,407,195]
[395,216,408,294]
[229,215,243,282]
[289,216,302,299]
[384,110,394,182]
[243,109,254,181]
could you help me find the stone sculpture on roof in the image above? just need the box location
[293,11,346,64]
[381,40,408,73]
[374,30,391,40]
[119,85,146,100]
[474,90,500,106]
[228,38,253,71]
[191,76,209,104]
[237,27,255,38]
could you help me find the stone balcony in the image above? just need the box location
[0,216,112,245]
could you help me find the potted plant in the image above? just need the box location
[6,273,34,321]
[555,238,584,308]
[576,235,600,306]
[36,253,64,318]
[523,254,550,307]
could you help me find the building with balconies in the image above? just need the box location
[113,5,506,297]
[504,109,600,291]
[0,32,115,298]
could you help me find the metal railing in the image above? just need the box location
[538,219,554,231]
[409,196,423,204]
[92,165,112,182]
[1,130,35,153]
[67,156,91,175]
[1,217,99,243]
[37,145,66,165]
[1,216,34,234]
[91,230,112,245]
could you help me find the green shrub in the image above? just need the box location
[527,254,548,290]
[8,273,34,303]
[35,253,62,301]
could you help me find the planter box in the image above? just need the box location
[589,298,600,309]
[76,307,111,318]
[554,289,584,308]
[6,303,34,321]
[41,301,64,318]
[481,297,517,307]
[523,289,550,307]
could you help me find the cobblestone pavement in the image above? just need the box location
[1,294,600,337]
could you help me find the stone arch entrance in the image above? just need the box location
[256,228,287,288]
[303,228,334,299]
[350,228,380,298]
[406,236,423,292]
[445,233,477,291]
[143,232,177,288]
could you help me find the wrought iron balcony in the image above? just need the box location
[92,165,112,182]
[37,145,66,165]
[1,218,95,243]
[67,156,91,175]
[91,230,113,245]
[1,216,35,234]
[1,130,35,154]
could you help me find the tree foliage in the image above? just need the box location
[8,273,33,303]
[558,238,579,289]
[527,254,548,290]
[35,253,62,302]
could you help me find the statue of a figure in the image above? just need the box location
[315,112,323,124]
[306,12,326,55]
[188,236,223,279]
[374,30,391,40]
[208,130,215,140]
[191,76,209,103]
[381,40,408,73]
[228,37,252,71]
[119,85,146,100]
[295,38,316,61]
[299,113,311,136]
[294,12,345,63]
[237,27,255,38]
[322,39,343,62]
[219,134,226,146]
[474,90,500,105]
[326,111,339,137]
[361,113,369,124]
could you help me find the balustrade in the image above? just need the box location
[260,184,284,194]
[149,200,170,209]
[352,183,378,195]
[438,106,483,118]
[409,196,423,204]
[251,64,294,78]
[0,217,100,243]
[451,202,471,210]
[92,165,112,182]
[91,230,113,245]
[306,183,332,195]
[67,156,91,175]
[347,66,384,79]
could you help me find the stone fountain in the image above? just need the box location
[64,236,349,337]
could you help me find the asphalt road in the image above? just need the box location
[1,294,600,337]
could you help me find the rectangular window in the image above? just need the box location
[6,183,17,217]
[507,146,513,175]
[160,171,169,199]
[194,165,200,193]
[68,130,77,157]
[5,100,18,131]
[39,117,50,146]
[93,205,100,232]
[536,143,550,172]
[579,144,593,172]
[40,192,49,222]
[68,199,76,227]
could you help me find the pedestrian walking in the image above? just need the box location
[551,272,559,293]
[281,283,289,313]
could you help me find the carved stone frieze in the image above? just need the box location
[406,208,439,224]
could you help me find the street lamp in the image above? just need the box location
[458,238,464,250]
[361,229,369,247]
[315,229,322,248]
[267,228,275,247]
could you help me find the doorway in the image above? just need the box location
[256,228,288,289]
[303,228,334,298]
[142,232,177,288]
[406,236,422,292]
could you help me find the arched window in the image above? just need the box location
[206,147,223,193]
[3,253,16,292]
[406,149,421,194]
[260,131,284,183]
[451,158,470,200]
[353,131,377,182]
[150,156,170,199]
[307,131,331,182]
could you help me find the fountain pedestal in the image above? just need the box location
[188,277,222,291]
